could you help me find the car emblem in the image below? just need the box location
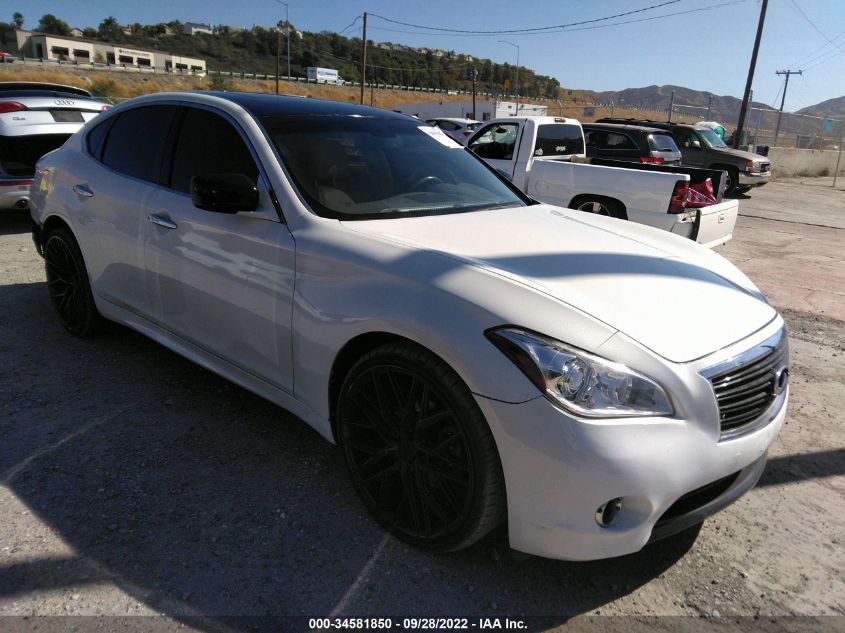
[772,367,789,396]
[53,99,75,106]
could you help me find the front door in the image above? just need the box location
[144,106,296,392]
[467,121,521,180]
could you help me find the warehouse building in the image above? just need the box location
[13,30,206,72]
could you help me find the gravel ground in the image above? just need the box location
[1,178,843,631]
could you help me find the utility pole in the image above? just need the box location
[707,94,712,120]
[275,0,291,83]
[471,67,478,119]
[275,29,281,94]
[360,12,367,105]
[370,66,375,106]
[668,89,675,122]
[774,69,802,146]
[735,0,767,148]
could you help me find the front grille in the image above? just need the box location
[707,331,788,437]
[759,163,771,173]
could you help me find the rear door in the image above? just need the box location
[144,105,296,392]
[74,105,176,316]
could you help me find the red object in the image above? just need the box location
[640,156,665,164]
[668,181,689,213]
[0,101,27,113]
[686,178,717,208]
[1,179,33,186]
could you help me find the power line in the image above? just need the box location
[788,0,845,56]
[790,29,845,67]
[368,0,682,35]
[365,0,749,38]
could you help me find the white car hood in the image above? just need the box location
[341,204,777,363]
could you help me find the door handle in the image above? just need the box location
[73,184,94,197]
[148,214,177,230]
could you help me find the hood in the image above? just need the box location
[717,147,769,163]
[342,205,776,363]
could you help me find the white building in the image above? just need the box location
[14,30,206,72]
[182,22,213,36]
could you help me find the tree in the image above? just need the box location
[83,27,97,39]
[37,14,71,36]
[12,12,23,29]
[98,16,123,42]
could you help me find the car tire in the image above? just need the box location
[44,228,103,337]
[716,165,740,197]
[574,196,627,220]
[337,341,506,551]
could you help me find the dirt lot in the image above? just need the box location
[1,177,843,631]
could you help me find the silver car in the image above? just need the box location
[1,82,109,211]
[426,117,482,145]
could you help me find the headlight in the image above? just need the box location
[746,159,756,172]
[485,327,673,418]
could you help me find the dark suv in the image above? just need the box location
[582,123,682,166]
[597,118,771,195]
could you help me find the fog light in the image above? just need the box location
[595,498,623,527]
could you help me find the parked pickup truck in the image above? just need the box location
[466,116,739,248]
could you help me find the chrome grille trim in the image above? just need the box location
[701,328,788,441]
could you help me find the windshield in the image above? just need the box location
[260,115,527,219]
[698,128,728,148]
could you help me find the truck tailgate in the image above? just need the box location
[693,199,738,248]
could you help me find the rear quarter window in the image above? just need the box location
[648,133,680,152]
[86,117,114,160]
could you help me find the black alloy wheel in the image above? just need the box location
[44,228,102,337]
[338,342,505,551]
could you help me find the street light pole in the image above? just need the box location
[275,0,291,81]
[499,40,519,114]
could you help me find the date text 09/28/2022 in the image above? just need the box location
[308,617,527,630]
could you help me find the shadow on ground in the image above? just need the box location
[0,210,31,236]
[0,281,699,630]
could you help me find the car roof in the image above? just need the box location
[0,81,93,97]
[191,91,414,120]
[583,122,672,134]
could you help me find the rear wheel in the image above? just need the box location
[337,342,505,551]
[574,196,626,220]
[44,228,103,337]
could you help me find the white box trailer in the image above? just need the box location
[307,67,342,84]
[392,100,547,121]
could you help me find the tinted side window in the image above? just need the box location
[169,108,258,194]
[101,106,175,182]
[648,133,679,152]
[604,132,636,149]
[86,117,114,160]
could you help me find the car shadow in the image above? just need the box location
[0,209,31,236]
[1,281,696,629]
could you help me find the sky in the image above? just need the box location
[10,0,845,111]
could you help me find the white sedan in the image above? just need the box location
[425,117,482,145]
[29,91,788,561]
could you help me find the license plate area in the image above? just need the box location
[50,110,84,123]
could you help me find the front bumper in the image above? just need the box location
[473,377,786,561]
[738,171,770,187]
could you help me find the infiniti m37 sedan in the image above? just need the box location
[29,92,788,561]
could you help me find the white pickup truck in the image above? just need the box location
[466,116,739,248]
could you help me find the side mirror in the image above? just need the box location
[691,140,702,149]
[190,173,259,213]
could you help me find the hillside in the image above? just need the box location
[798,95,845,119]
[586,84,776,125]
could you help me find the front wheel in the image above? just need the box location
[44,228,103,337]
[337,342,505,551]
